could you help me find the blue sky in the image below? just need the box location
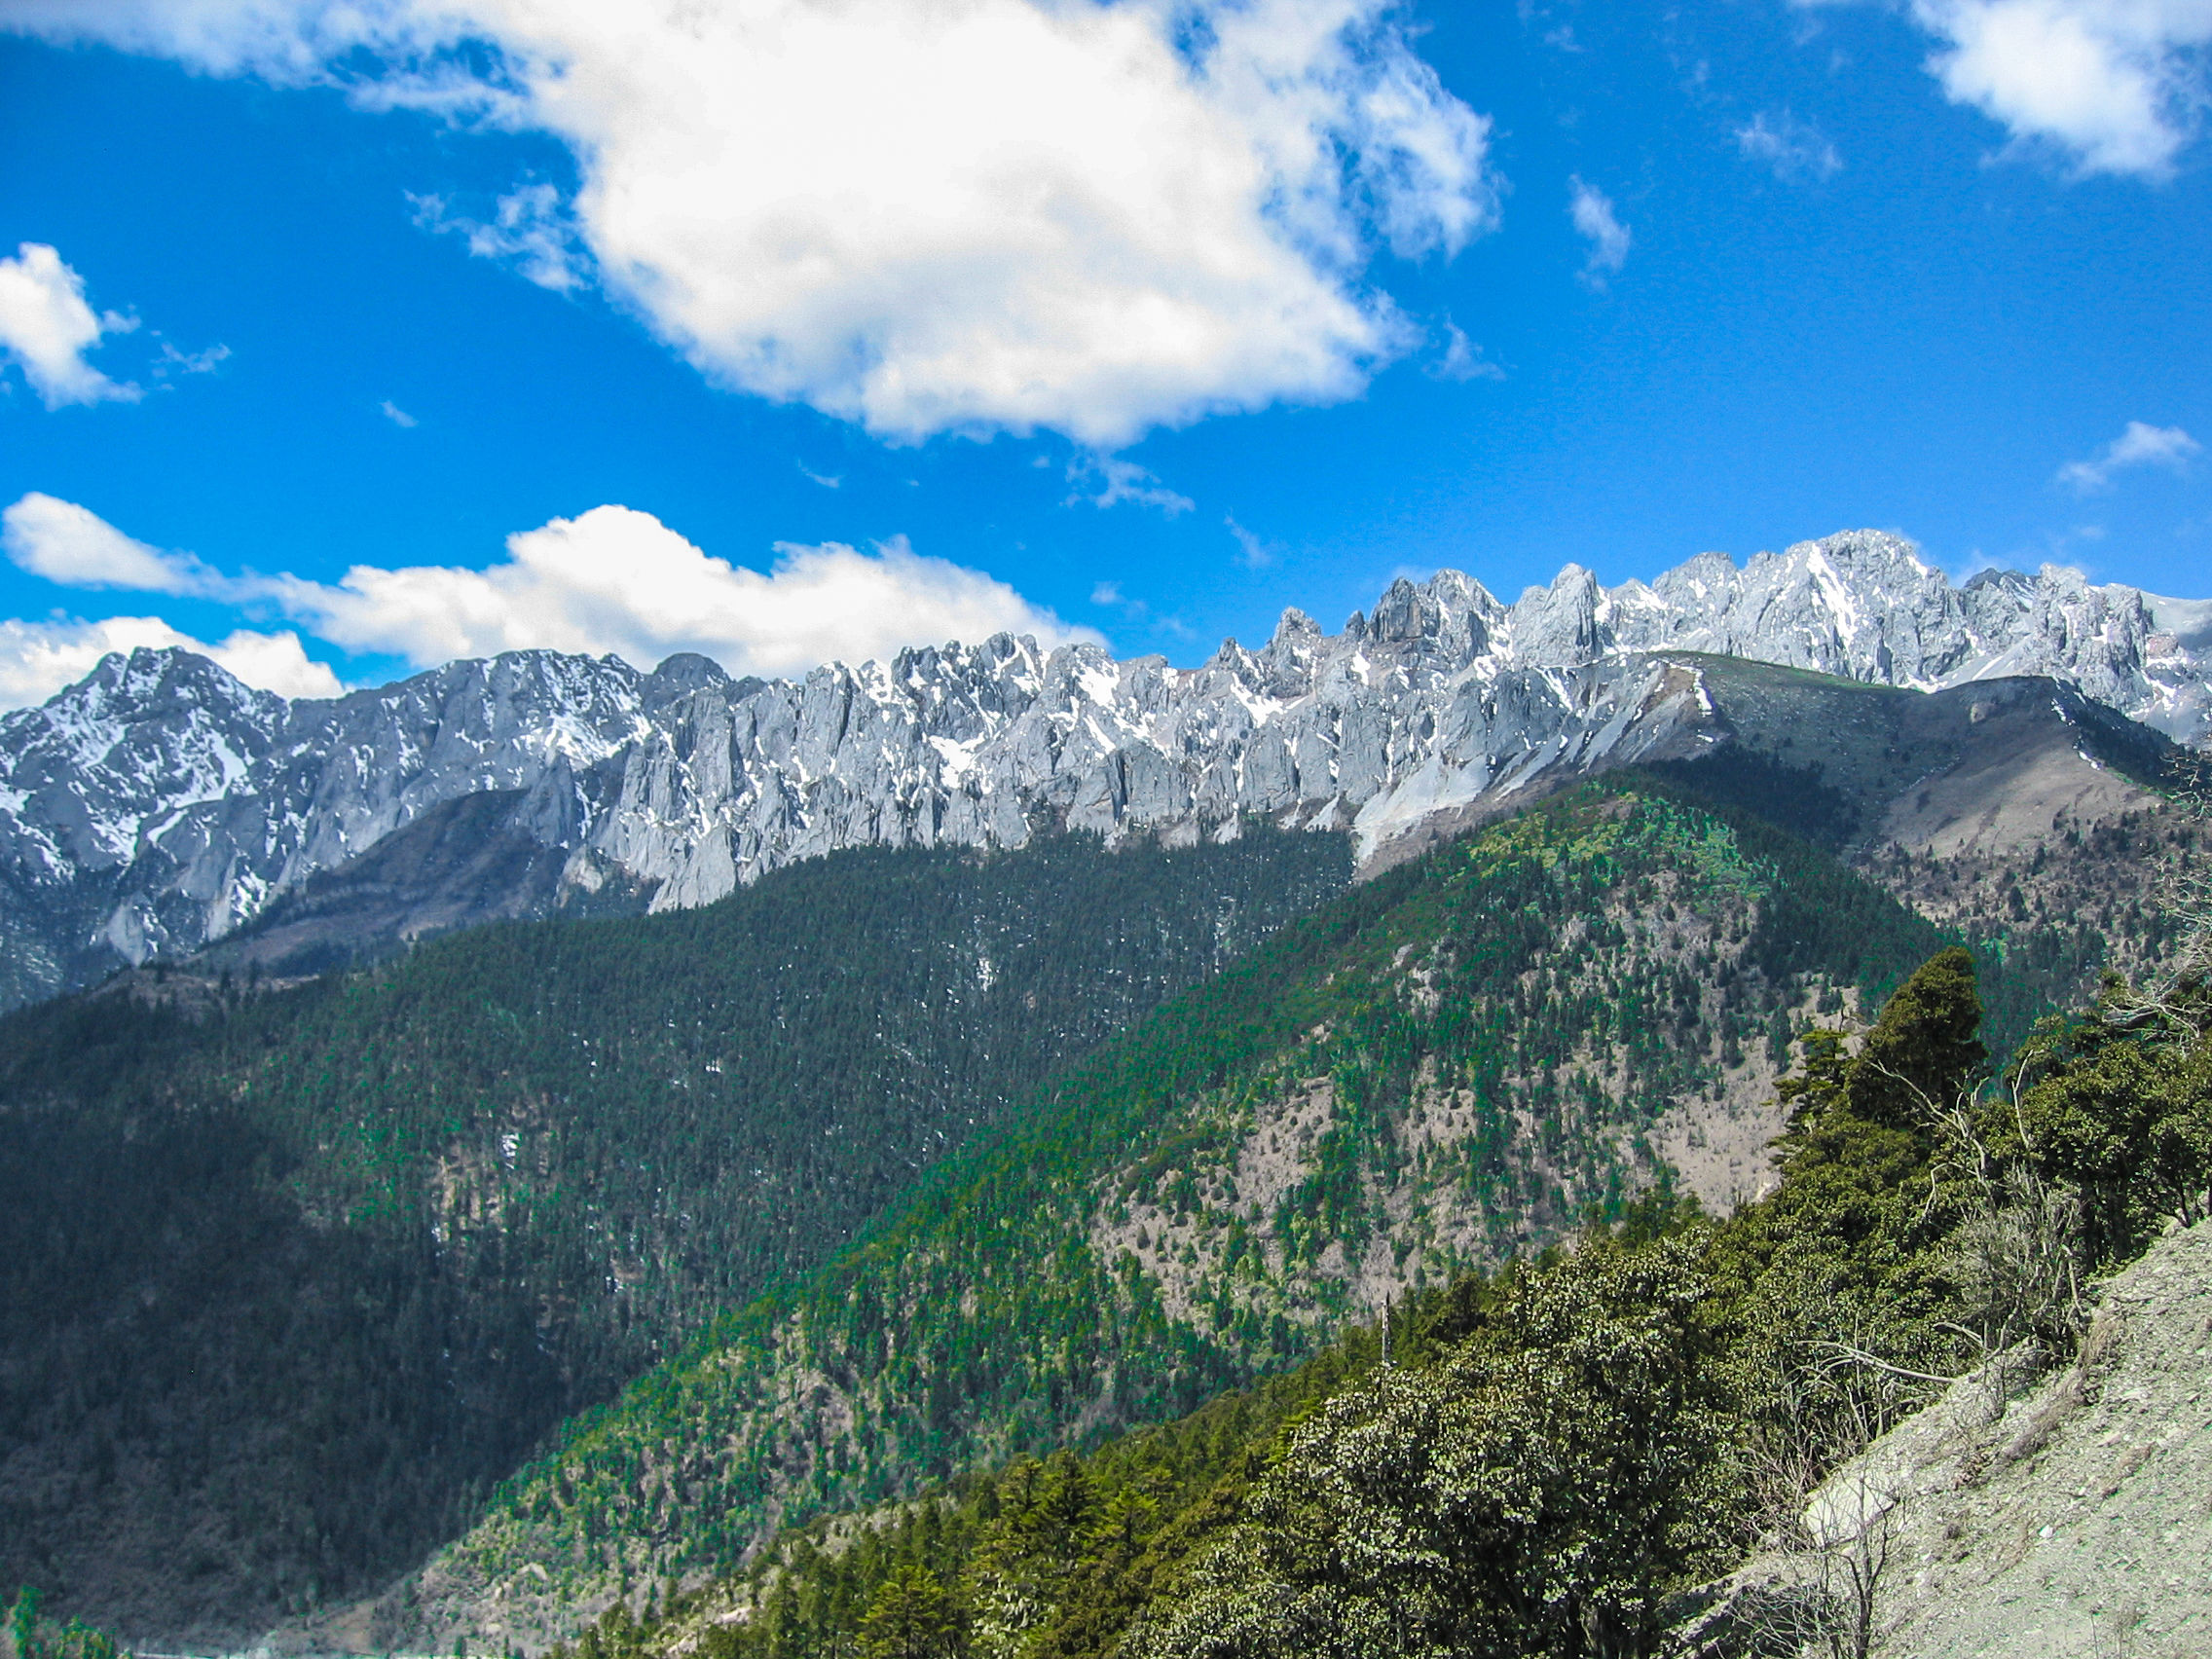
[0,0,2207,706]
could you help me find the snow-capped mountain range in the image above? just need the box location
[2,530,2205,1003]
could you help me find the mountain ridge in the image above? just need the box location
[1,531,2204,1006]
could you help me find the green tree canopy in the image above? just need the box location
[2011,980,2212,1263]
[1844,944,1987,1134]
[858,1566,958,1659]
[1130,1235,1728,1659]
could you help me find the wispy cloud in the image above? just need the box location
[1085,574,1195,643]
[1068,456,1194,516]
[380,399,420,428]
[1226,516,1277,570]
[2056,421,2201,492]
[155,340,231,379]
[411,183,586,293]
[1736,110,1843,181]
[1428,322,1505,382]
[798,462,842,489]
[1567,177,1631,286]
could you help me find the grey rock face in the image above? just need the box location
[1,530,2205,1005]
[1603,531,2212,741]
[0,649,650,979]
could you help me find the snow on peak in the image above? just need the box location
[0,531,2203,1004]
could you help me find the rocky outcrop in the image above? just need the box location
[1,531,2205,1005]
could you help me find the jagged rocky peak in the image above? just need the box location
[641,651,733,710]
[1611,529,1957,678]
[11,646,289,768]
[0,646,289,877]
[1254,607,1323,698]
[1364,569,1497,661]
[1,531,2206,1007]
[1509,563,1606,665]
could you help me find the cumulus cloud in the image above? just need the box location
[1843,0,2212,177]
[3,0,1498,447]
[0,615,341,709]
[5,495,1095,688]
[2056,421,2202,490]
[1737,109,1844,180]
[266,506,1098,674]
[0,243,141,408]
[3,492,219,594]
[1567,176,1631,285]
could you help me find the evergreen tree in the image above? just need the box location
[1844,944,1987,1135]
[2009,979,2212,1264]
[1130,1236,1727,1659]
[857,1567,958,1659]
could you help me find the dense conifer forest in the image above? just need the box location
[0,830,1349,1641]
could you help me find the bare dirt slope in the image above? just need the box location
[1807,1218,2212,1658]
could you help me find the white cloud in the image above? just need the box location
[1737,110,1844,180]
[380,398,419,427]
[1878,0,2212,178]
[2056,420,2202,490]
[1428,321,1504,381]
[0,615,341,709]
[200,627,348,698]
[3,492,218,594]
[1567,176,1631,284]
[5,495,1097,686]
[4,0,1498,447]
[0,243,141,408]
[266,504,1098,675]
[1069,456,1195,515]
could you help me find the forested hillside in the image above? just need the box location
[0,830,1349,1645]
[399,773,2109,1650]
[529,920,2212,1659]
